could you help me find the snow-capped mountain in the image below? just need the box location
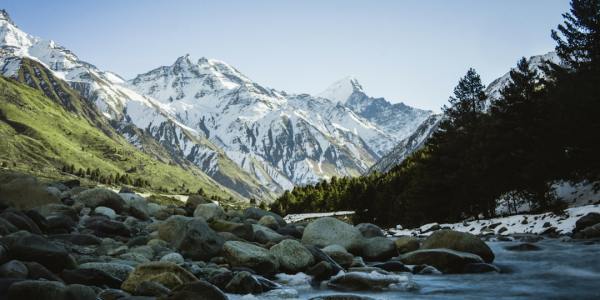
[485,52,561,103]
[0,9,273,200]
[1,9,434,198]
[368,114,442,173]
[128,56,418,191]
[319,76,433,147]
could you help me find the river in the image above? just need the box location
[229,238,600,300]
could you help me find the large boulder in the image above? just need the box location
[83,216,131,238]
[185,195,211,210]
[194,203,225,221]
[0,174,60,210]
[210,219,254,241]
[120,193,151,221]
[0,210,42,234]
[0,260,28,278]
[222,241,279,275]
[421,230,494,263]
[78,262,134,281]
[302,217,363,252]
[8,234,76,272]
[7,280,66,300]
[574,212,600,233]
[394,237,420,254]
[252,224,285,244]
[158,215,192,244]
[269,239,315,273]
[322,245,354,268]
[355,223,384,238]
[174,218,225,261]
[578,223,600,239]
[74,188,126,213]
[224,271,263,294]
[399,248,484,273]
[121,262,198,293]
[359,237,397,261]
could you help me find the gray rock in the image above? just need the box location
[356,223,384,238]
[0,260,28,278]
[210,219,255,241]
[269,239,315,273]
[222,241,279,275]
[63,284,97,300]
[399,248,484,274]
[121,193,151,221]
[306,261,336,281]
[94,206,117,219]
[258,215,279,230]
[462,263,501,273]
[193,203,225,221]
[121,262,198,293]
[327,272,412,291]
[322,245,354,268]
[158,215,192,244]
[175,218,225,261]
[421,230,495,263]
[9,234,76,272]
[134,280,171,297]
[7,280,65,299]
[302,217,363,252]
[78,262,134,281]
[359,237,397,261]
[252,224,285,244]
[224,271,263,294]
[579,223,600,239]
[74,188,126,213]
[504,243,541,251]
[574,212,600,233]
[243,208,285,226]
[394,236,420,254]
[160,252,185,264]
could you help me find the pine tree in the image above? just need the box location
[551,0,600,71]
[443,68,487,127]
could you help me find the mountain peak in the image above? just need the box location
[174,54,193,65]
[318,76,364,103]
[0,9,15,26]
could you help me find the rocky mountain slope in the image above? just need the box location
[0,69,231,197]
[368,114,443,173]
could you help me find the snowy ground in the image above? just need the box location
[284,211,355,223]
[388,204,600,237]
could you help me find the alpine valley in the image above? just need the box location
[0,9,434,201]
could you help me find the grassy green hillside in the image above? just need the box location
[0,74,236,199]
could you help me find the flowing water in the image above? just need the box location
[230,239,600,300]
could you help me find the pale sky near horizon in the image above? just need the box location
[3,0,570,111]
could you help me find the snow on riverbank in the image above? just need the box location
[284,211,354,223]
[389,204,600,237]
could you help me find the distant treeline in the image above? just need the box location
[270,0,600,227]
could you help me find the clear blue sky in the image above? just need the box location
[3,0,570,111]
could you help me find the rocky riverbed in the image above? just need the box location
[1,172,599,299]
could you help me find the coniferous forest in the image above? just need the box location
[271,0,600,227]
